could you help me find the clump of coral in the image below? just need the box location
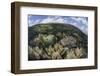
[28,23,88,60]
